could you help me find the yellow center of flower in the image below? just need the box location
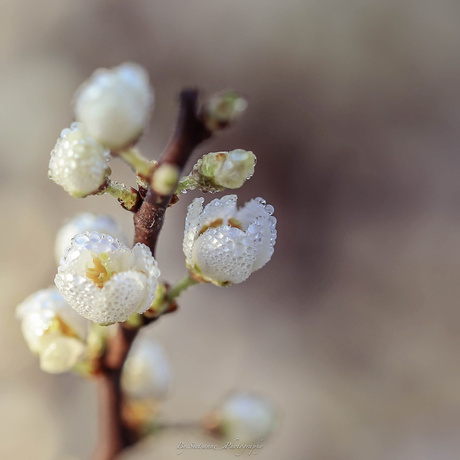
[198,217,242,235]
[86,256,114,288]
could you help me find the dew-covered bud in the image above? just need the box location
[55,213,128,264]
[183,195,277,285]
[122,338,171,400]
[48,122,111,198]
[206,392,277,444]
[16,288,88,373]
[55,232,160,324]
[198,150,256,191]
[74,63,153,150]
[202,90,247,132]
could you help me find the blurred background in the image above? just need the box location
[2,0,460,459]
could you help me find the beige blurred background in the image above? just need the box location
[2,0,460,459]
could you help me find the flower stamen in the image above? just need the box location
[86,257,112,288]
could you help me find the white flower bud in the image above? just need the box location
[16,288,88,373]
[74,63,153,150]
[202,91,247,132]
[213,392,276,443]
[183,195,277,285]
[48,122,111,198]
[200,150,256,190]
[55,213,128,264]
[122,338,171,400]
[55,232,160,324]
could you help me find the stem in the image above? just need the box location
[103,180,141,211]
[92,89,212,460]
[133,89,211,256]
[168,274,198,300]
[176,175,198,194]
[92,326,139,460]
[118,148,156,178]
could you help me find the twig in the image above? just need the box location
[91,88,211,460]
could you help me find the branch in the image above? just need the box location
[91,89,211,460]
[133,89,211,256]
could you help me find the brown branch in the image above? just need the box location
[91,88,212,460]
[134,89,211,256]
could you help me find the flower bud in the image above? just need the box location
[122,338,171,400]
[200,150,256,190]
[55,232,160,324]
[206,392,276,443]
[202,91,247,132]
[48,123,111,198]
[74,63,153,150]
[16,288,88,373]
[183,195,277,285]
[54,213,128,264]
[151,163,180,196]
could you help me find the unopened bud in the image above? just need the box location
[206,392,277,443]
[74,63,153,150]
[202,149,256,189]
[152,163,180,196]
[202,91,247,132]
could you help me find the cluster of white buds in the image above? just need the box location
[48,123,111,198]
[205,392,277,443]
[183,195,277,285]
[49,63,153,198]
[178,149,256,194]
[122,337,171,400]
[74,62,153,150]
[54,213,128,264]
[16,288,87,373]
[55,232,160,324]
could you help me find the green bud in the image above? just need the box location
[202,91,248,132]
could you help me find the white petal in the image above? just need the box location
[55,272,101,322]
[39,336,85,374]
[192,226,256,285]
[55,213,128,264]
[90,272,147,324]
[183,198,204,266]
[122,338,171,400]
[200,194,237,226]
[16,288,88,352]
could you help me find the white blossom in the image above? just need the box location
[48,122,111,198]
[74,62,153,150]
[55,232,160,324]
[55,213,128,264]
[183,195,277,285]
[16,288,87,373]
[216,392,276,443]
[122,338,171,400]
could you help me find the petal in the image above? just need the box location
[200,194,237,226]
[183,197,204,266]
[192,226,256,285]
[39,336,85,374]
[250,215,277,272]
[55,272,101,322]
[92,271,148,324]
[235,197,273,229]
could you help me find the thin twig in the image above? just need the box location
[91,88,211,460]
